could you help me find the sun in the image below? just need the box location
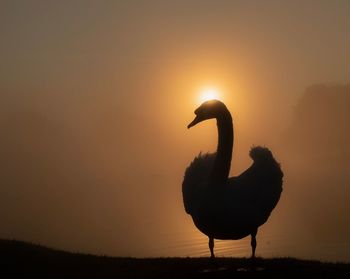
[198,87,221,103]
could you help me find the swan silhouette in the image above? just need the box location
[182,100,283,258]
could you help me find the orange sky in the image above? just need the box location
[1,1,350,261]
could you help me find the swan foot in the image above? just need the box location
[251,228,258,259]
[209,237,215,259]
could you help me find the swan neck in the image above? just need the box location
[210,110,233,185]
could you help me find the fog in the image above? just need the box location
[1,1,350,261]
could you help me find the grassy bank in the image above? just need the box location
[1,239,349,278]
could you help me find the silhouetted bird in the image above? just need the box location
[182,100,283,258]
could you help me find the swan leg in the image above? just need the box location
[251,228,258,259]
[209,237,215,258]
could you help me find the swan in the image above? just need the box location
[182,100,283,258]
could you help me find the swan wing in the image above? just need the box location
[182,152,216,214]
[226,146,283,225]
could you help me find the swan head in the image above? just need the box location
[188,99,228,129]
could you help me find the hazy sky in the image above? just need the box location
[1,1,350,261]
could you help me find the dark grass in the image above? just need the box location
[1,239,349,278]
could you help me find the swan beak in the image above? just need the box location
[187,115,202,129]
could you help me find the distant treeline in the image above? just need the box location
[286,84,350,162]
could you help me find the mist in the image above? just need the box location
[1,1,350,261]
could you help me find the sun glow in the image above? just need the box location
[198,88,221,104]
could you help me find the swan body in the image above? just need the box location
[182,100,283,258]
